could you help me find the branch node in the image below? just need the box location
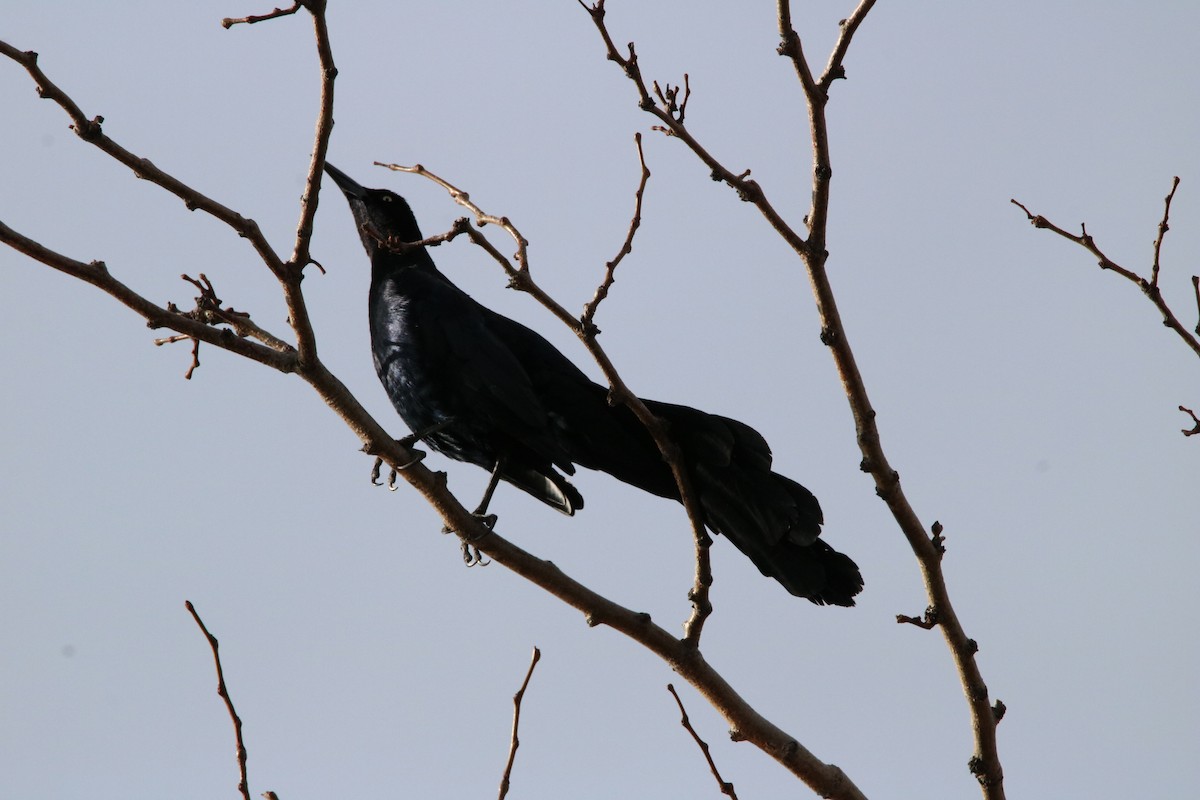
[930,520,946,555]
[896,605,939,629]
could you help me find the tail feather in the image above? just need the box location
[542,379,863,604]
[643,401,863,606]
[502,464,584,516]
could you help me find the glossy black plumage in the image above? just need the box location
[325,163,863,605]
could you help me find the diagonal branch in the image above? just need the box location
[1011,189,1200,362]
[818,1,878,89]
[1150,176,1181,288]
[222,2,304,29]
[667,683,739,800]
[0,24,330,366]
[186,601,252,800]
[0,220,295,371]
[0,42,286,280]
[580,132,651,330]
[497,647,541,800]
[577,1,812,258]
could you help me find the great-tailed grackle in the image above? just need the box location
[324,163,863,605]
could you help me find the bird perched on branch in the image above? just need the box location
[324,163,862,606]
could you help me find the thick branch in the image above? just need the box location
[0,220,295,370]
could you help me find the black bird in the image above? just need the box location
[324,163,863,606]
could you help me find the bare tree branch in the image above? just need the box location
[186,601,252,800]
[1012,185,1200,365]
[222,2,304,29]
[667,683,739,800]
[0,42,286,278]
[287,0,336,285]
[1151,176,1181,288]
[577,1,811,256]
[819,1,878,90]
[1179,405,1200,437]
[581,3,1010,797]
[580,132,651,331]
[0,219,296,371]
[497,647,541,800]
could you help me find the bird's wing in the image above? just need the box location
[420,276,575,467]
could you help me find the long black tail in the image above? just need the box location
[643,401,862,606]
[469,304,861,603]
[562,390,863,605]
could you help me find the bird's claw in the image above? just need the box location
[461,540,491,567]
[441,512,496,567]
[369,441,427,490]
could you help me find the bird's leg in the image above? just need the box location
[441,459,504,566]
[472,459,504,521]
[370,418,457,490]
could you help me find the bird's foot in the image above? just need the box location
[369,439,427,490]
[460,539,491,567]
[441,512,497,567]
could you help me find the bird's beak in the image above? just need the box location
[324,162,367,200]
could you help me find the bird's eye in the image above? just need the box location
[381,195,393,203]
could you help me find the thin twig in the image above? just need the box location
[222,2,303,29]
[1151,177,1181,287]
[186,601,251,800]
[1012,189,1200,362]
[818,1,878,89]
[896,607,939,630]
[498,647,542,800]
[1179,406,1200,436]
[667,684,739,800]
[285,0,336,287]
[1192,276,1200,336]
[581,132,651,330]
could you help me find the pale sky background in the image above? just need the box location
[2,2,1197,798]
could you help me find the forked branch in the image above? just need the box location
[1011,181,1200,363]
[582,2,1006,797]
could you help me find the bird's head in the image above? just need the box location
[324,163,425,262]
